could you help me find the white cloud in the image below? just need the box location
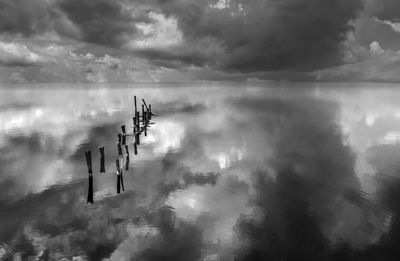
[69,52,95,61]
[210,0,230,9]
[370,41,384,54]
[126,12,183,50]
[93,54,121,69]
[0,41,48,66]
[374,17,400,33]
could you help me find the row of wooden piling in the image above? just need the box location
[84,96,155,204]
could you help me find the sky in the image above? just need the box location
[1,0,400,83]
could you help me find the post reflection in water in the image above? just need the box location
[0,83,400,260]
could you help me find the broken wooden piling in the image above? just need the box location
[142,105,145,124]
[135,132,140,145]
[149,104,152,120]
[116,159,121,194]
[125,145,130,170]
[117,134,123,155]
[99,146,105,173]
[85,150,94,204]
[134,142,138,155]
[134,95,137,114]
[116,159,125,193]
[121,125,126,145]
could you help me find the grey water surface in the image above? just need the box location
[1,82,400,260]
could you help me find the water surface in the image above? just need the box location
[1,82,400,260]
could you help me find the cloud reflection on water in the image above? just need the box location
[0,84,400,260]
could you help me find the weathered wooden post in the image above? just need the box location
[85,150,94,204]
[116,159,121,194]
[119,158,125,191]
[142,98,148,110]
[135,110,139,126]
[133,117,136,135]
[134,95,137,114]
[135,132,140,145]
[149,104,152,120]
[125,145,130,170]
[117,133,123,155]
[142,104,145,124]
[99,146,105,173]
[121,125,126,145]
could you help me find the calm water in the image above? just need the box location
[1,82,400,260]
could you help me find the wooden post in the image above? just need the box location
[125,145,130,170]
[142,98,148,110]
[85,150,94,204]
[142,105,145,124]
[116,159,121,194]
[85,150,92,174]
[120,158,125,191]
[118,143,122,156]
[135,132,140,145]
[135,111,139,126]
[133,117,136,135]
[88,175,93,204]
[99,146,105,173]
[121,126,126,145]
[149,104,152,120]
[118,134,123,155]
[134,96,137,115]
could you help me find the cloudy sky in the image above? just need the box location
[1,0,400,83]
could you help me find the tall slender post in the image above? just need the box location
[134,142,138,155]
[85,150,94,204]
[116,159,121,194]
[134,95,137,115]
[99,146,105,173]
[135,132,140,145]
[142,104,145,124]
[149,104,152,120]
[119,158,125,191]
[118,134,123,155]
[142,98,148,110]
[125,145,130,170]
[121,126,126,145]
[135,111,139,126]
[85,150,92,174]
[144,118,147,136]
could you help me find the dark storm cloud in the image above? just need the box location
[0,0,54,36]
[57,0,143,46]
[368,0,400,21]
[0,0,147,47]
[152,0,363,71]
[0,0,365,74]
